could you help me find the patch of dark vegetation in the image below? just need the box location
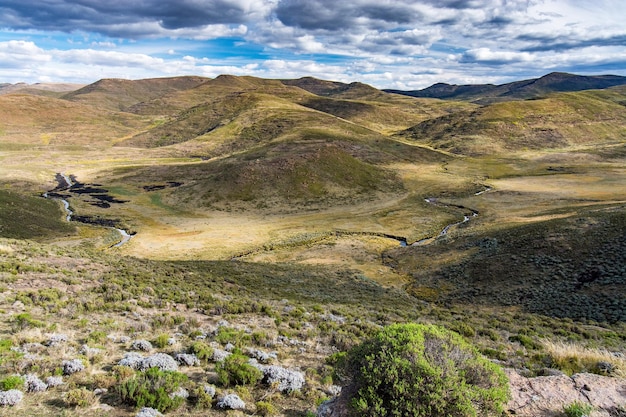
[143,182,183,192]
[385,205,626,323]
[70,215,121,228]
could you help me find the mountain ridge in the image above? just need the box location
[384,72,626,104]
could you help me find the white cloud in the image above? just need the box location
[461,48,534,64]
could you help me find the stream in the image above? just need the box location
[44,173,133,248]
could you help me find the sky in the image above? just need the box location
[0,0,625,89]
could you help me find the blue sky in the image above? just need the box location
[1,0,625,89]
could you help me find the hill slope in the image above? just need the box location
[62,76,208,111]
[397,87,626,155]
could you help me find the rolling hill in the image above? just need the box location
[397,86,626,155]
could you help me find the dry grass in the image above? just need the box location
[542,340,626,377]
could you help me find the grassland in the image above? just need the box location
[0,75,625,416]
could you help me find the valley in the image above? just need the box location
[0,73,625,416]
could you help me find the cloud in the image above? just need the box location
[0,40,50,68]
[0,0,268,38]
[0,1,626,88]
[461,47,533,65]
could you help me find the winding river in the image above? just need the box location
[44,173,132,248]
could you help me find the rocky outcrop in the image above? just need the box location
[506,369,626,417]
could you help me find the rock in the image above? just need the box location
[506,369,626,417]
[572,373,626,410]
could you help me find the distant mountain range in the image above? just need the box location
[384,72,626,104]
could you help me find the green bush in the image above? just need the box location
[188,341,213,361]
[256,400,278,416]
[216,353,263,387]
[154,334,170,349]
[563,401,593,417]
[0,375,25,390]
[343,323,509,417]
[117,367,188,412]
[12,312,44,330]
[215,327,250,347]
[87,330,107,344]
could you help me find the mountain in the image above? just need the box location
[385,72,626,104]
[0,82,84,96]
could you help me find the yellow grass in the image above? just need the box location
[542,340,626,377]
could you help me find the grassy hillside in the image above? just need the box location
[62,76,207,111]
[0,188,75,239]
[384,205,626,322]
[398,87,626,155]
[0,93,147,146]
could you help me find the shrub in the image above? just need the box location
[189,385,214,409]
[139,353,179,372]
[174,353,200,367]
[62,358,85,375]
[87,330,107,344]
[25,374,48,392]
[154,334,170,349]
[12,312,44,330]
[119,352,145,369]
[343,323,509,417]
[260,365,305,393]
[45,375,63,387]
[131,340,153,351]
[65,387,97,407]
[0,375,24,391]
[0,389,23,406]
[117,368,188,413]
[188,341,213,361]
[216,353,263,387]
[257,400,278,416]
[136,407,163,417]
[563,401,593,417]
[217,393,246,410]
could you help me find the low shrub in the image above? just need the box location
[0,375,24,391]
[139,353,179,372]
[216,353,263,387]
[217,393,246,410]
[131,340,153,352]
[259,365,305,393]
[24,374,48,392]
[154,334,170,349]
[117,367,188,413]
[0,389,23,406]
[342,323,509,417]
[62,358,85,375]
[12,312,44,330]
[188,341,213,361]
[257,400,278,416]
[65,387,96,407]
